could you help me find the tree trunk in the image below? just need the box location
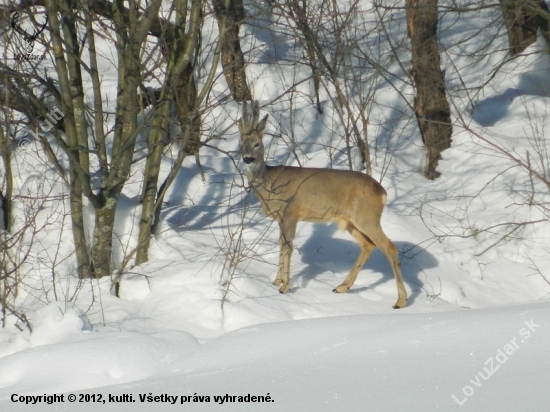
[60,1,94,278]
[289,0,322,114]
[150,63,201,235]
[45,0,92,277]
[136,0,202,265]
[69,173,91,278]
[406,0,452,180]
[91,203,116,278]
[0,125,12,232]
[213,0,252,102]
[499,0,549,56]
[136,93,172,265]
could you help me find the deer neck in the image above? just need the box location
[245,158,269,190]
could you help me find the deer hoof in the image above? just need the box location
[278,284,290,294]
[392,298,408,309]
[332,285,349,293]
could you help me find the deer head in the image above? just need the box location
[238,101,268,166]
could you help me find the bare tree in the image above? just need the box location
[212,0,252,101]
[136,0,203,264]
[1,0,256,278]
[277,0,378,173]
[406,0,452,179]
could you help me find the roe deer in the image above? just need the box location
[238,101,407,308]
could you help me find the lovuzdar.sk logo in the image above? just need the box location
[11,10,48,61]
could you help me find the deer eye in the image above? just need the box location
[254,143,260,148]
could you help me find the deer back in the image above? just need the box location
[253,165,387,225]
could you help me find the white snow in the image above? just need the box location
[2,301,549,411]
[1,1,550,411]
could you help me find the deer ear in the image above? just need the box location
[256,114,268,135]
[238,118,244,136]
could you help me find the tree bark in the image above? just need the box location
[212,0,252,102]
[0,124,11,232]
[499,0,550,56]
[406,0,452,180]
[90,203,117,278]
[45,0,92,277]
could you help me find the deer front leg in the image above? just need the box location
[276,241,292,293]
[274,218,296,293]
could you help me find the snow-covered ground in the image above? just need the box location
[1,1,549,410]
[4,300,550,412]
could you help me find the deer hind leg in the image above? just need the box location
[274,218,297,293]
[333,222,376,293]
[366,226,408,309]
